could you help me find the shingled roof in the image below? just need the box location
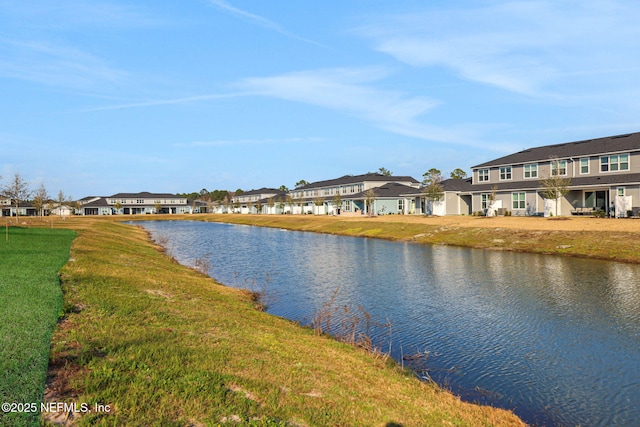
[298,173,419,190]
[473,132,640,168]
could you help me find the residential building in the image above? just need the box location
[80,192,191,215]
[468,132,640,216]
[231,188,287,214]
[289,173,420,215]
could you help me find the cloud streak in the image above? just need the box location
[238,67,487,147]
[206,0,328,48]
[0,37,127,89]
[357,1,640,98]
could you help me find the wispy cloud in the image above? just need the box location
[237,67,488,147]
[205,0,328,48]
[75,92,251,112]
[0,37,127,89]
[186,136,325,147]
[0,0,162,29]
[357,1,640,98]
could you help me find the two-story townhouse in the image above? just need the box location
[469,132,640,216]
[81,192,190,215]
[291,173,420,215]
[231,188,287,214]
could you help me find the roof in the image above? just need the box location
[109,192,183,199]
[298,173,419,190]
[347,182,421,199]
[235,188,286,197]
[473,132,640,168]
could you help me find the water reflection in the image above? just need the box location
[135,221,640,427]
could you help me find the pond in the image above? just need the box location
[135,220,640,427]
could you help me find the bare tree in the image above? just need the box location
[32,183,49,219]
[364,188,377,216]
[2,173,30,221]
[332,192,342,215]
[285,194,295,214]
[540,157,571,217]
[313,195,324,215]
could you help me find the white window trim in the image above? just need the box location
[511,192,525,210]
[524,163,538,179]
[600,153,630,173]
[499,166,512,181]
[551,160,568,176]
[477,168,489,182]
[579,158,590,175]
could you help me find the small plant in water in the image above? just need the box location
[311,287,392,359]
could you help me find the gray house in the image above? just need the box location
[469,132,640,216]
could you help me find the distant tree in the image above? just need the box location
[32,183,49,218]
[221,196,230,213]
[422,168,442,186]
[279,185,289,192]
[378,167,392,176]
[154,201,162,214]
[332,192,342,215]
[295,180,309,188]
[450,168,468,180]
[266,196,275,214]
[313,195,324,215]
[364,188,377,216]
[422,175,444,215]
[284,194,294,214]
[235,188,244,195]
[540,157,571,217]
[2,173,31,221]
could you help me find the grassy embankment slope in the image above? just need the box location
[43,217,525,426]
[200,214,640,264]
[0,227,76,427]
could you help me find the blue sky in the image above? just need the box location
[2,0,640,198]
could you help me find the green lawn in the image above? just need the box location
[0,226,75,427]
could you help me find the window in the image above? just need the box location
[617,187,625,197]
[580,158,590,174]
[499,166,512,181]
[481,194,490,210]
[524,164,538,179]
[512,192,525,209]
[551,160,567,176]
[398,199,404,212]
[478,169,489,182]
[601,154,629,172]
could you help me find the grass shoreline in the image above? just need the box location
[39,217,526,426]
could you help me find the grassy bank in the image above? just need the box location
[44,218,525,426]
[194,214,640,264]
[0,227,75,427]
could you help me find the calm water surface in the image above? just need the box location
[136,220,640,427]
